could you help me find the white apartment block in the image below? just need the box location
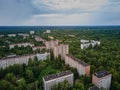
[81,39,89,43]
[46,30,51,33]
[92,71,112,90]
[0,53,49,69]
[81,39,100,49]
[30,30,35,34]
[9,43,34,49]
[7,34,16,37]
[45,40,59,50]
[53,44,69,59]
[43,70,73,90]
[65,54,90,76]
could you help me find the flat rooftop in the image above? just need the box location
[66,54,89,66]
[89,86,100,90]
[43,70,73,81]
[94,71,111,78]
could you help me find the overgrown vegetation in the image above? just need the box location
[0,27,120,90]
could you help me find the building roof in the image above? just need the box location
[66,54,89,66]
[1,54,36,60]
[89,86,100,90]
[1,53,48,60]
[94,71,111,78]
[43,70,73,81]
[9,42,34,46]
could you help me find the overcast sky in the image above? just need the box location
[0,0,120,26]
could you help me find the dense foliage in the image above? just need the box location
[0,27,120,90]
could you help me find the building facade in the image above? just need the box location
[0,53,49,69]
[45,40,59,50]
[34,36,46,43]
[53,44,69,59]
[65,54,90,76]
[92,71,112,90]
[43,70,73,90]
[30,30,35,34]
[32,46,46,51]
[81,39,100,49]
[9,43,34,49]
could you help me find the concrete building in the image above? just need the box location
[81,43,91,49]
[30,30,35,34]
[65,54,90,76]
[81,39,100,49]
[0,53,49,69]
[43,70,73,90]
[45,40,59,50]
[48,36,54,40]
[9,43,34,49]
[92,71,112,90]
[18,33,29,38]
[53,44,69,59]
[81,39,89,43]
[32,46,46,51]
[0,34,4,37]
[89,86,100,90]
[46,30,51,33]
[35,36,46,43]
[7,34,16,37]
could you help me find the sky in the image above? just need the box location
[0,0,120,26]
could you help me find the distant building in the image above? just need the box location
[89,86,100,90]
[7,34,16,37]
[0,34,4,37]
[48,36,54,40]
[35,36,46,43]
[81,39,89,43]
[65,54,90,76]
[68,34,75,37]
[81,43,90,49]
[30,30,35,34]
[53,44,69,59]
[43,70,73,90]
[81,39,100,49]
[92,71,112,90]
[0,53,49,69]
[46,30,51,33]
[18,33,29,38]
[32,46,46,51]
[9,43,34,49]
[45,40,59,50]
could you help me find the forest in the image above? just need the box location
[0,27,120,90]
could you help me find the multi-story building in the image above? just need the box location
[43,70,73,90]
[45,40,59,50]
[34,36,46,43]
[9,43,34,49]
[80,39,100,49]
[7,34,16,37]
[0,53,49,69]
[53,44,69,59]
[30,30,35,34]
[92,71,112,90]
[89,86,100,90]
[18,33,29,38]
[48,36,54,40]
[65,54,90,76]
[32,46,46,51]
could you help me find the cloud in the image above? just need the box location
[23,13,92,26]
[32,0,108,12]
[0,0,120,26]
